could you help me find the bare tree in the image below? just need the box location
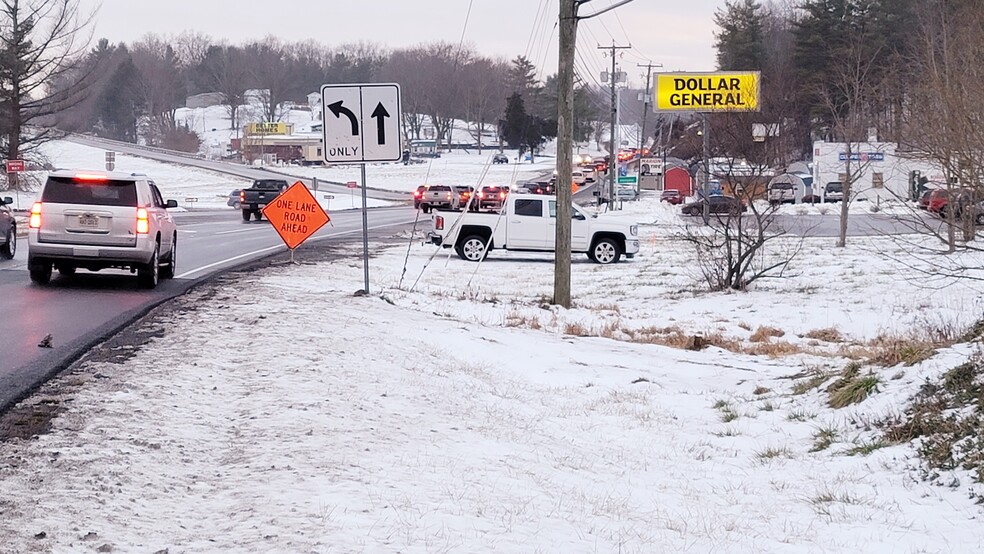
[244,39,292,123]
[683,112,807,291]
[817,29,883,248]
[129,35,185,146]
[901,0,984,251]
[460,57,508,152]
[202,45,250,132]
[0,0,93,190]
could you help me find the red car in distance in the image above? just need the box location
[660,190,684,205]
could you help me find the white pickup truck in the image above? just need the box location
[428,194,640,264]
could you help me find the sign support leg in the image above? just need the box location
[360,163,370,294]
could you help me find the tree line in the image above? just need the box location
[0,0,607,177]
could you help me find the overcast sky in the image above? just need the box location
[78,0,721,88]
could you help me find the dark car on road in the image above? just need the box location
[0,195,16,259]
[660,190,684,205]
[492,153,509,164]
[413,185,427,209]
[681,195,747,216]
[477,185,509,210]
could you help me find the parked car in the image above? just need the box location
[0,195,16,259]
[27,170,178,288]
[477,185,509,210]
[681,195,747,216]
[927,188,949,215]
[492,153,509,164]
[227,189,242,209]
[413,185,427,210]
[917,189,933,210]
[824,182,844,202]
[660,190,684,205]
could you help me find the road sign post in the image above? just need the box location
[321,83,403,294]
[262,181,331,262]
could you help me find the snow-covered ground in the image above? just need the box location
[2,166,984,552]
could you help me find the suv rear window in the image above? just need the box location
[41,177,138,206]
[826,183,843,192]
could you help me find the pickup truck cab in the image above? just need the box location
[241,179,288,221]
[429,194,639,264]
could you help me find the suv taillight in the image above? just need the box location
[435,216,444,230]
[136,208,150,234]
[29,202,42,228]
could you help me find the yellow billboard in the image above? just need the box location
[654,72,760,112]
[247,122,290,135]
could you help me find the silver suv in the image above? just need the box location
[27,170,178,288]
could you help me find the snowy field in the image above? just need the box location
[2,170,984,551]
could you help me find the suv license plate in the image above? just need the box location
[79,216,99,227]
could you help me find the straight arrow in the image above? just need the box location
[327,100,359,136]
[370,102,390,145]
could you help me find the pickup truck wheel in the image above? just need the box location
[242,209,252,221]
[591,238,622,264]
[456,235,488,262]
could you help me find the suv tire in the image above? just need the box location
[160,235,177,279]
[29,260,52,285]
[138,243,160,289]
[0,227,14,259]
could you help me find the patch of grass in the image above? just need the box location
[828,368,880,409]
[810,426,838,452]
[504,311,542,330]
[745,341,803,358]
[712,399,730,410]
[563,321,590,336]
[845,439,890,456]
[882,352,984,487]
[756,446,791,460]
[866,333,939,367]
[792,371,830,396]
[737,322,752,331]
[712,426,741,437]
[750,326,786,343]
[720,408,739,423]
[759,401,777,412]
[787,409,816,422]
[753,386,771,396]
[804,327,844,343]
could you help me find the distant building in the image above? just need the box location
[812,141,948,202]
[185,92,224,109]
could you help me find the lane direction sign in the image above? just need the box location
[321,83,402,164]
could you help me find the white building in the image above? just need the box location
[812,141,948,202]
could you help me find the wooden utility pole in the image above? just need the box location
[600,43,631,207]
[554,0,636,308]
[554,0,578,307]
[637,61,661,196]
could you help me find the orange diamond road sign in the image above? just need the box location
[262,181,330,250]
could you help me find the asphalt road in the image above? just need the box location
[0,205,418,413]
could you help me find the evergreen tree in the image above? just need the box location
[500,93,528,149]
[713,0,766,70]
